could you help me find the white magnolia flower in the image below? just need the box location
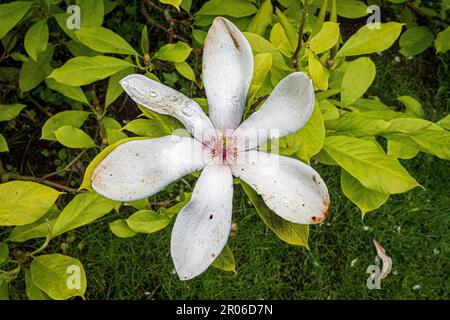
[91,17,329,280]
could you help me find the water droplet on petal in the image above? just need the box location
[149,91,157,98]
[181,105,193,117]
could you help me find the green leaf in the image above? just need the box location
[323,135,420,194]
[175,61,195,81]
[0,134,7,153]
[122,118,172,137]
[397,95,425,119]
[244,32,290,85]
[48,56,135,86]
[126,210,172,234]
[30,254,86,300]
[41,111,90,141]
[247,53,272,104]
[109,219,137,238]
[0,243,8,265]
[45,79,88,105]
[66,40,99,57]
[437,114,450,130]
[53,12,77,41]
[278,101,325,164]
[341,169,389,217]
[19,45,54,92]
[337,22,403,57]
[192,29,207,45]
[0,1,33,39]
[54,126,96,149]
[212,245,236,272]
[241,182,309,248]
[129,198,149,210]
[319,99,339,122]
[105,64,134,107]
[326,112,389,137]
[336,0,368,18]
[197,0,257,17]
[386,118,438,134]
[79,137,147,190]
[75,27,137,55]
[0,181,61,226]
[341,57,376,105]
[104,117,127,145]
[435,26,450,53]
[308,22,340,54]
[246,0,272,35]
[308,53,328,91]
[8,206,59,242]
[25,269,50,300]
[275,8,298,49]
[153,42,192,63]
[159,0,182,10]
[52,191,119,237]
[24,19,49,61]
[384,128,450,160]
[399,26,434,57]
[270,23,293,57]
[350,98,391,112]
[0,103,26,121]
[76,0,104,27]
[387,139,419,159]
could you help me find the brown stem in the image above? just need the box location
[7,173,83,193]
[40,149,88,180]
[291,2,309,71]
[249,95,269,111]
[140,0,189,43]
[26,93,53,117]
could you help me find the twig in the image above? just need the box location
[40,149,88,180]
[26,93,53,117]
[8,173,83,193]
[140,0,189,43]
[20,131,35,174]
[291,1,309,70]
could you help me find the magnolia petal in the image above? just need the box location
[120,74,214,140]
[373,239,392,280]
[171,164,233,280]
[92,136,205,202]
[234,72,314,150]
[203,17,254,131]
[231,151,329,224]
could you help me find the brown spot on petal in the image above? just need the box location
[220,18,241,50]
[311,215,325,224]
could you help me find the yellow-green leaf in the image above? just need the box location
[30,254,86,300]
[48,56,135,86]
[0,181,61,226]
[24,19,49,61]
[54,126,96,149]
[212,245,236,272]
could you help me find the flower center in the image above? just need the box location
[208,135,238,164]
